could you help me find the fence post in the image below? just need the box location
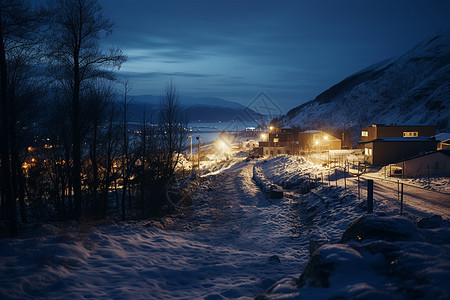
[400,183,404,214]
[335,169,337,187]
[328,170,330,186]
[344,167,346,189]
[397,180,399,203]
[367,179,373,213]
[357,174,360,200]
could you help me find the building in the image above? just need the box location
[395,148,450,177]
[359,124,436,143]
[435,133,450,150]
[362,137,437,165]
[259,126,341,156]
[358,124,437,165]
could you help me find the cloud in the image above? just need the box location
[101,0,450,109]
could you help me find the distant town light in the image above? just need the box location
[219,140,227,150]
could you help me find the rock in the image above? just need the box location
[268,255,281,263]
[270,189,283,199]
[298,244,366,288]
[340,214,422,243]
[309,239,329,257]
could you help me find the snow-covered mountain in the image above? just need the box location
[126,95,262,123]
[280,29,450,143]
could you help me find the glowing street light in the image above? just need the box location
[261,133,267,141]
[218,140,227,150]
[188,135,193,160]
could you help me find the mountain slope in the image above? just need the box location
[280,29,450,143]
[126,95,261,122]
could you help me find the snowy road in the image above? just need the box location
[163,160,309,298]
[356,175,450,219]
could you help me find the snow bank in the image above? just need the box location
[265,214,450,299]
[255,155,450,299]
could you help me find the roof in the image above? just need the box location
[370,137,436,142]
[435,133,450,142]
[397,148,450,163]
[302,130,320,133]
[367,124,434,128]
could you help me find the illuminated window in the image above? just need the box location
[403,132,418,137]
[361,131,368,137]
[273,138,279,143]
[365,148,372,156]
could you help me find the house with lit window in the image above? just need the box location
[259,126,341,156]
[359,124,435,143]
[358,124,437,165]
[435,133,450,150]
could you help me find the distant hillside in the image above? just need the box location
[125,95,263,123]
[280,29,450,144]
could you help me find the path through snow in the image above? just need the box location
[0,160,310,299]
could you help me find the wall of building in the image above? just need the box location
[263,146,291,156]
[360,126,378,143]
[360,125,435,143]
[438,140,450,150]
[396,152,450,177]
[365,140,437,165]
[377,126,435,139]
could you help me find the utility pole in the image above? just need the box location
[196,136,200,170]
[189,136,193,160]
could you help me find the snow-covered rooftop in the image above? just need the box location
[435,133,450,142]
[302,130,320,133]
[372,137,436,142]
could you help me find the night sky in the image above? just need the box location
[98,0,449,111]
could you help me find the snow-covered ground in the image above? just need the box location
[1,153,449,299]
[367,165,450,194]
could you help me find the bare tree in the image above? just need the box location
[120,78,131,220]
[158,82,186,180]
[137,82,187,217]
[84,80,115,219]
[0,0,43,235]
[46,0,126,221]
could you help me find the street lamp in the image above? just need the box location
[196,136,200,170]
[188,135,193,160]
